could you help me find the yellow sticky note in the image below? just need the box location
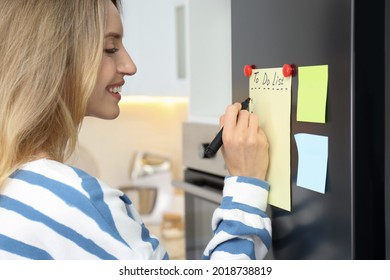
[297,65,328,123]
[249,67,292,211]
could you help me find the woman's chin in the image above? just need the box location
[85,107,120,120]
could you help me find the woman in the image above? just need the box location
[0,0,271,260]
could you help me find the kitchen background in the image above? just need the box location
[69,97,188,187]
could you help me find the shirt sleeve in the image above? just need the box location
[202,176,272,260]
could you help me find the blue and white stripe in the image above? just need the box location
[0,159,167,260]
[202,176,272,260]
[0,159,271,260]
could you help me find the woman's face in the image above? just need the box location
[86,1,136,119]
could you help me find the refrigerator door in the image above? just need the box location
[231,0,385,259]
[386,0,390,261]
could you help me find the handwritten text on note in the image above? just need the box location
[249,68,292,211]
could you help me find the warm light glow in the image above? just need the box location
[120,95,188,106]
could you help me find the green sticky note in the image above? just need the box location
[297,65,328,123]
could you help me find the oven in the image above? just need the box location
[173,122,228,259]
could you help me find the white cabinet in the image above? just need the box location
[187,0,232,124]
[120,0,232,121]
[121,0,188,96]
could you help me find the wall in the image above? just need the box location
[68,96,188,189]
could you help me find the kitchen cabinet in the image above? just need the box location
[120,0,232,120]
[187,0,232,124]
[121,0,188,96]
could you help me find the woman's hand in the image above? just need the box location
[220,102,269,181]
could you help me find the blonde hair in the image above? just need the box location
[0,0,118,187]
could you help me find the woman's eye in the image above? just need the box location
[105,48,119,54]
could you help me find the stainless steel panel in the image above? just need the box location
[172,180,222,204]
[182,122,229,177]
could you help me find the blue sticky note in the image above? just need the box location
[294,133,328,193]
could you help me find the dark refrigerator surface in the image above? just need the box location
[231,0,385,259]
[385,0,390,261]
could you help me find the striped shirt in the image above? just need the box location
[0,159,271,260]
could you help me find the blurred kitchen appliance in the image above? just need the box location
[121,152,174,225]
[173,122,227,259]
[231,0,385,259]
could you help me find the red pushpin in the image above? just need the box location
[282,64,295,77]
[243,64,254,77]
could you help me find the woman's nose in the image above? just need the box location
[118,48,137,76]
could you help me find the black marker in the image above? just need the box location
[204,97,251,158]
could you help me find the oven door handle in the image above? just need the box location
[172,180,222,204]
